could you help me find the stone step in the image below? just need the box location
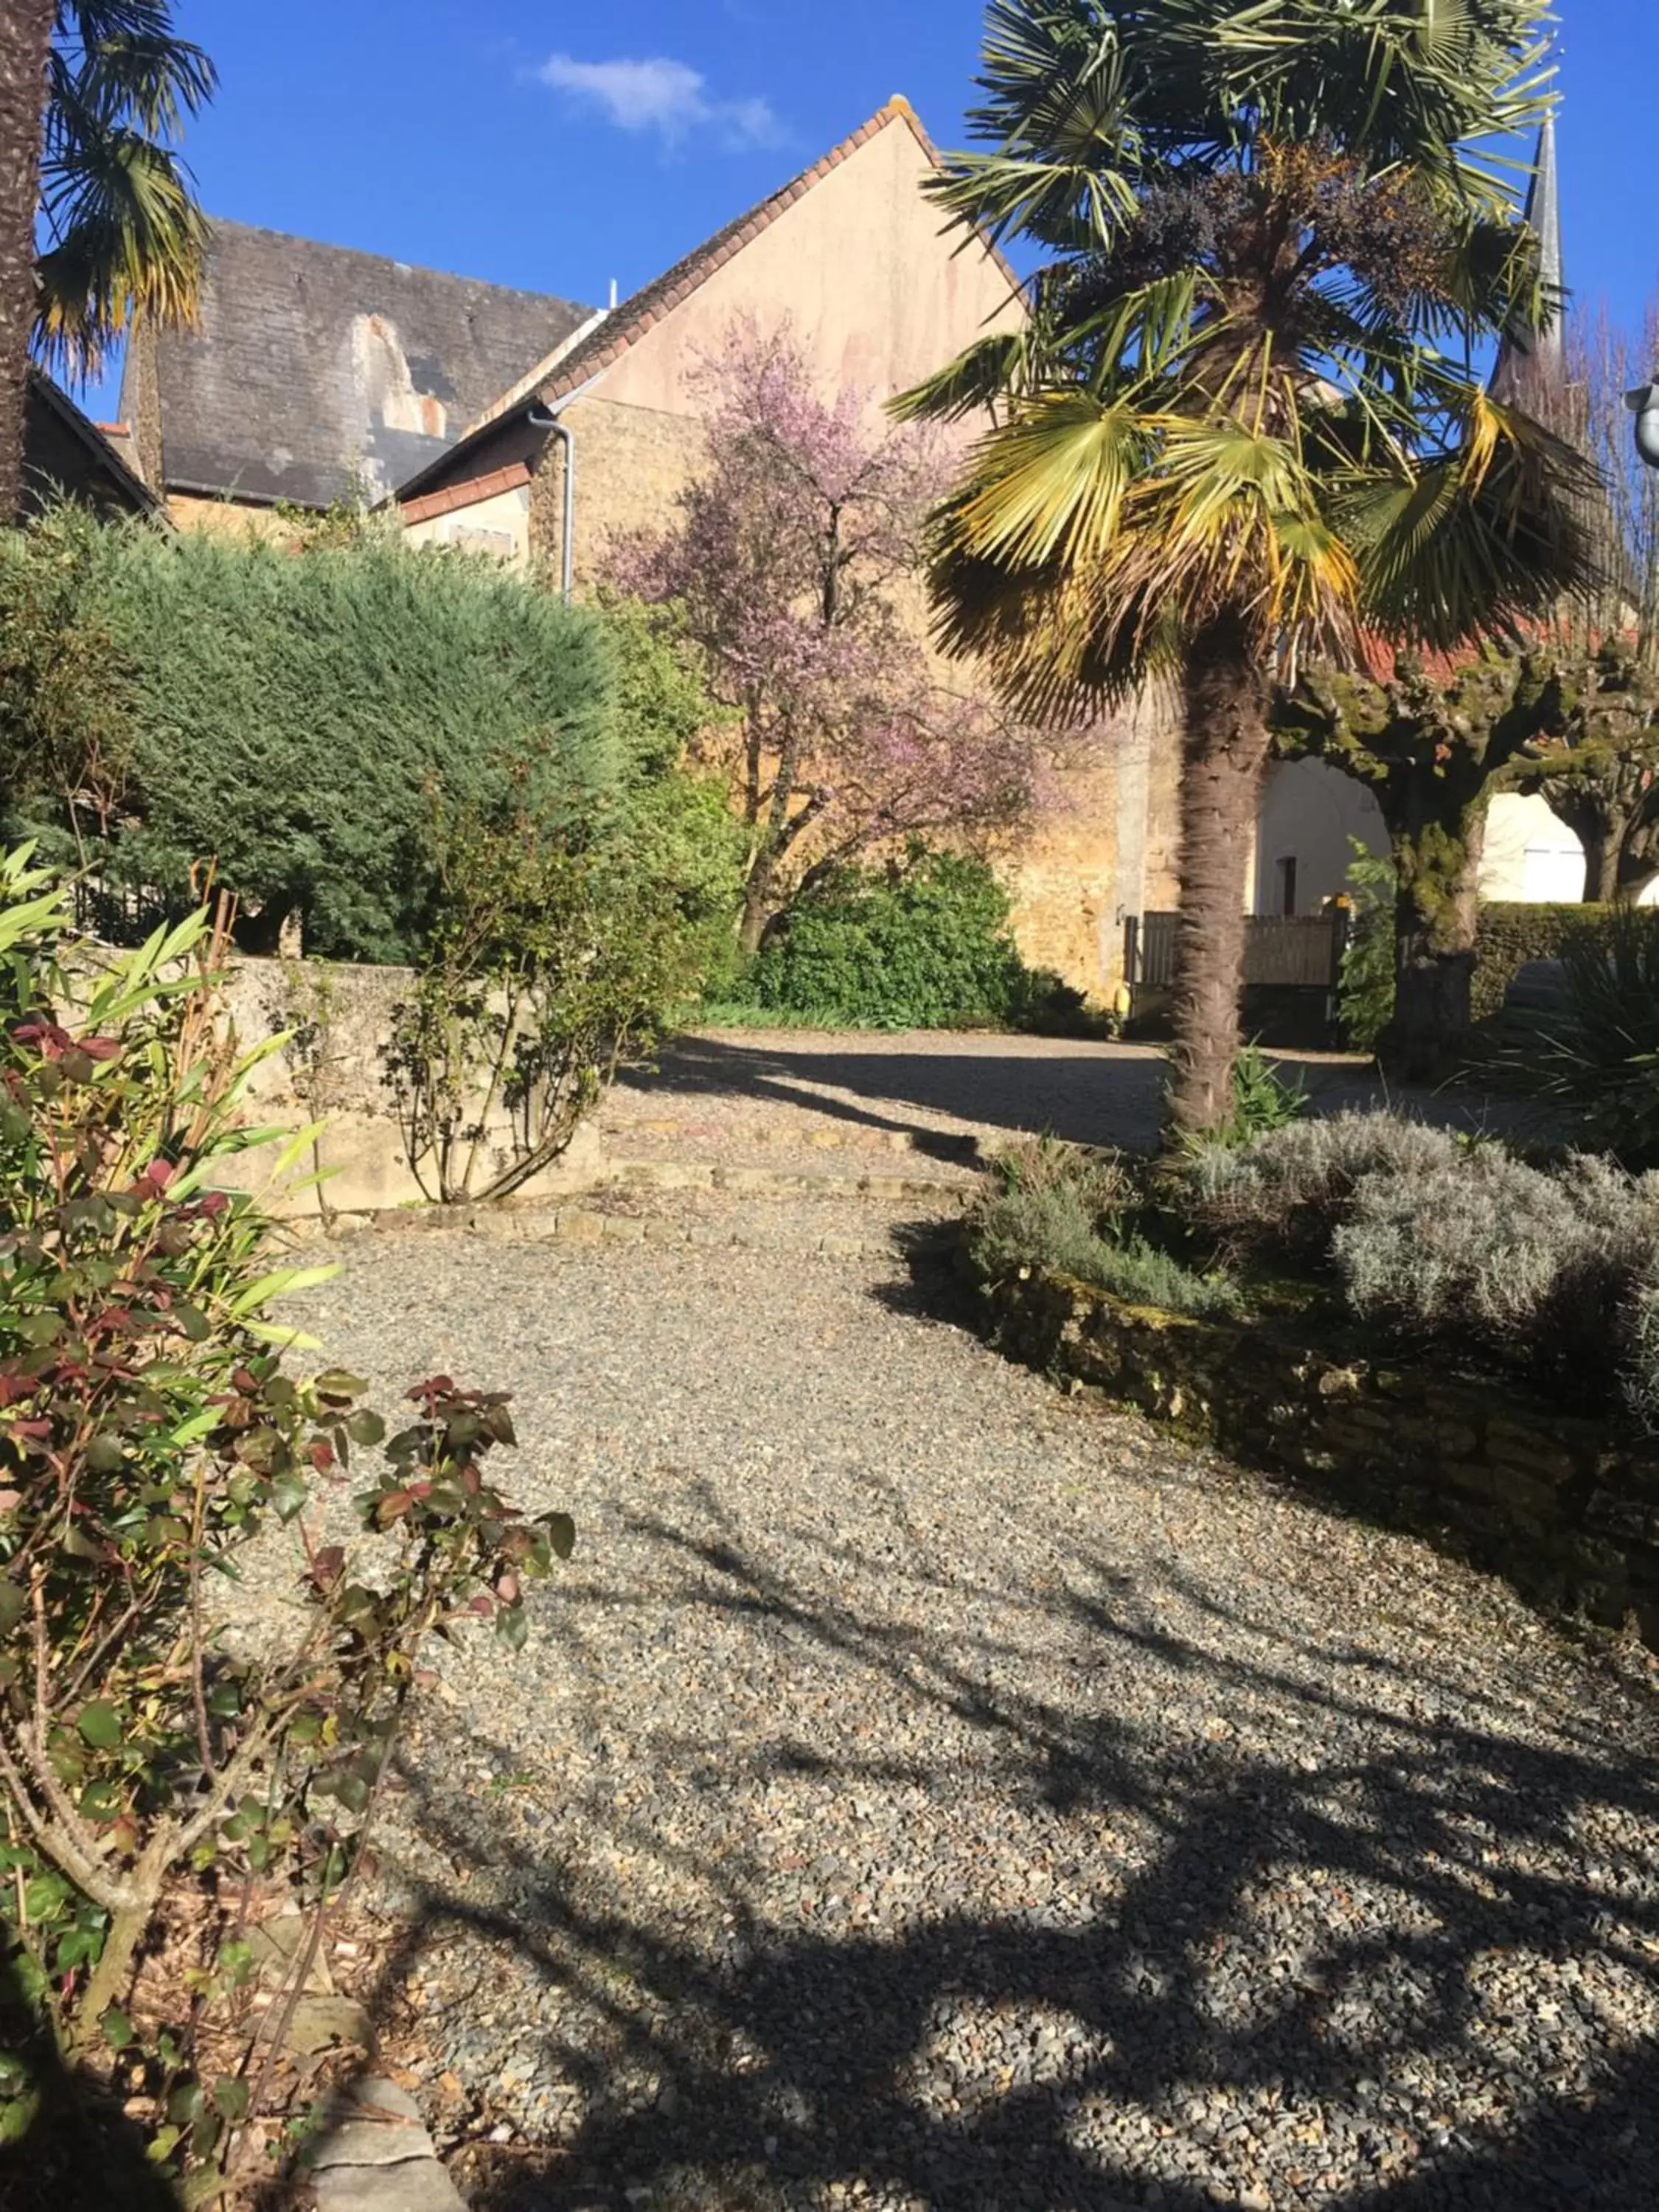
[327,1199,963,1262]
[599,1157,974,1202]
[603,1113,983,1161]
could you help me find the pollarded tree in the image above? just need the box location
[0,1,214,518]
[1273,647,1566,1071]
[901,0,1598,1134]
[1512,291,1659,900]
[607,324,1055,954]
[1522,642,1659,904]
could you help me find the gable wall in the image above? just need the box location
[594,120,1018,426]
[406,116,1184,998]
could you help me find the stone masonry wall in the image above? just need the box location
[983,1267,1659,1648]
[210,955,602,1218]
[530,394,1186,1001]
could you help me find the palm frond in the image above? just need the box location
[891,330,1037,425]
[953,392,1150,568]
[35,0,213,378]
[1338,397,1606,651]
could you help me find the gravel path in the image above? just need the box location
[290,1217,1659,2212]
[604,1031,1555,1166]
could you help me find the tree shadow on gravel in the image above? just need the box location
[619,1033,1166,1152]
[347,1509,1659,2212]
[619,1033,1543,1158]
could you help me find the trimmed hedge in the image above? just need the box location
[1472,903,1622,1022]
[730,845,1090,1032]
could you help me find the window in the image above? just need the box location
[1275,856,1298,917]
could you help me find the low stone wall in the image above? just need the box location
[215,954,603,1217]
[981,1266,1659,1648]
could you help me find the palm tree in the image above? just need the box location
[0,1,214,520]
[901,0,1599,1134]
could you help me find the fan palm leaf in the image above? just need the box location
[902,0,1590,1135]
[35,0,215,377]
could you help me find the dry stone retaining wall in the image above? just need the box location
[981,1266,1659,1649]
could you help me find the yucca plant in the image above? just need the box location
[901,0,1600,1133]
[1501,906,1659,1164]
[0,1,214,518]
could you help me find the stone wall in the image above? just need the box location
[981,1266,1659,1648]
[211,954,602,1218]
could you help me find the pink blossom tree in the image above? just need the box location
[605,324,1054,953]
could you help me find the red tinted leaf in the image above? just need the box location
[310,1545,346,1590]
[307,1438,336,1472]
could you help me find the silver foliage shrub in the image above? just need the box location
[1332,1147,1659,1408]
[1185,1112,1464,1256]
[969,1138,1241,1319]
[1627,1273,1659,1435]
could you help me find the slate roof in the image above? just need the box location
[399,94,1015,512]
[134,220,592,509]
[24,367,162,518]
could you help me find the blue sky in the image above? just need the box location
[78,1,1658,417]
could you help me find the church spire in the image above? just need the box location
[1492,111,1566,411]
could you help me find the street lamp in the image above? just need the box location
[1630,383,1659,470]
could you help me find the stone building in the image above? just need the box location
[21,366,159,521]
[388,95,1183,993]
[111,97,1188,997]
[118,220,591,528]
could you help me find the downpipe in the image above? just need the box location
[528,404,575,601]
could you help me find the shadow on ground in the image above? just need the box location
[617,1034,1555,1156]
[349,1506,1659,2212]
[0,1952,181,2212]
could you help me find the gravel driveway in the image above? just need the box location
[294,1217,1659,2212]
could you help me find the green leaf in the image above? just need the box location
[167,2079,204,2126]
[543,1511,576,1561]
[345,1408,386,1447]
[313,1368,369,1402]
[56,1924,102,1972]
[0,1579,24,1633]
[495,1601,529,1652]
[333,1770,371,1816]
[211,2075,250,2123]
[23,1872,69,1921]
[271,1470,310,1523]
[77,1701,122,1750]
[218,1939,255,1989]
[101,2007,135,2051]
[146,2124,183,2166]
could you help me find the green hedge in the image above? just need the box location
[2,509,639,963]
[728,845,1090,1032]
[1472,903,1624,1022]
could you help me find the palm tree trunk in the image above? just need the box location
[0,1,53,523]
[1168,609,1271,1136]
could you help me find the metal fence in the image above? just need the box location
[1125,911,1347,994]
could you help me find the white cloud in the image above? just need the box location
[532,52,784,150]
